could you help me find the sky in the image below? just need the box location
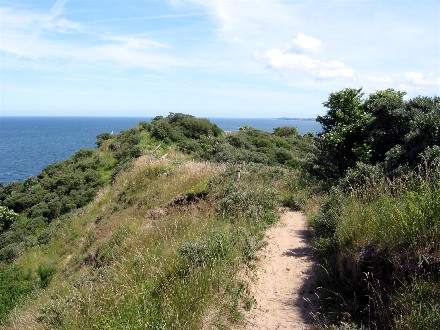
[0,0,439,118]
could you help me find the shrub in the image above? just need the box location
[0,206,18,232]
[0,244,20,263]
[338,162,384,193]
[179,241,209,266]
[273,126,300,137]
[0,265,35,323]
[37,262,57,288]
[96,132,112,148]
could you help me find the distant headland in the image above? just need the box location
[274,117,316,121]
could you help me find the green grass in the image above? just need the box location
[0,265,35,324]
[393,275,440,330]
[308,175,440,329]
[336,180,440,256]
[1,157,297,329]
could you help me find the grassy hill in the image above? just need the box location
[0,114,314,329]
[1,89,439,330]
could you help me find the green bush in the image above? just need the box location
[338,162,385,193]
[96,132,112,148]
[150,113,222,143]
[0,244,20,263]
[273,126,300,137]
[0,265,35,323]
[37,262,57,288]
[0,206,18,232]
[179,241,209,266]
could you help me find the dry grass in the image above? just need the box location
[3,158,271,329]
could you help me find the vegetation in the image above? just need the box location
[314,88,439,180]
[0,113,315,328]
[309,88,439,329]
[0,90,437,329]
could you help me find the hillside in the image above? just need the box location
[0,114,315,329]
[1,89,439,330]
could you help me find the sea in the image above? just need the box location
[0,117,321,185]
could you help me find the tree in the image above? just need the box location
[363,89,408,163]
[402,96,440,166]
[315,88,372,179]
[314,88,439,182]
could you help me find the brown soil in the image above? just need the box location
[241,210,318,330]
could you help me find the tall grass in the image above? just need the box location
[337,180,440,257]
[308,164,440,329]
[2,158,296,329]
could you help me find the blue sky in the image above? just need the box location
[0,0,439,118]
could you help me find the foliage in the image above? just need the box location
[309,88,440,329]
[0,149,103,221]
[309,159,440,328]
[0,206,18,232]
[273,126,300,137]
[95,132,112,148]
[0,150,105,263]
[0,265,35,323]
[363,89,408,163]
[147,113,315,170]
[0,156,303,329]
[37,262,57,288]
[315,88,372,178]
[150,113,222,143]
[314,88,439,181]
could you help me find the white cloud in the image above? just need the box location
[362,75,394,92]
[42,17,81,33]
[105,36,167,50]
[174,0,298,47]
[404,72,440,87]
[0,6,183,70]
[258,48,356,80]
[289,33,322,54]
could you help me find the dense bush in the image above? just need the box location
[309,88,440,329]
[149,113,315,169]
[0,265,35,323]
[314,88,439,181]
[150,113,222,142]
[0,149,103,221]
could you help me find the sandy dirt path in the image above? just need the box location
[241,210,318,330]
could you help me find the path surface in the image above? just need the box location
[241,210,318,330]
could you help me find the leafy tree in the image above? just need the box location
[315,88,372,179]
[402,96,440,166]
[363,89,408,162]
[150,113,222,143]
[314,88,439,182]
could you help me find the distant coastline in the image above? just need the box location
[0,116,321,184]
[274,117,316,121]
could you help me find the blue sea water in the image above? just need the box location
[0,117,321,184]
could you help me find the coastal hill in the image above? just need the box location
[1,89,439,329]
